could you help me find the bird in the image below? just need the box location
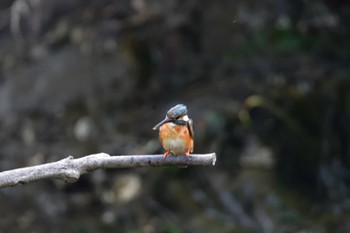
[153,104,194,158]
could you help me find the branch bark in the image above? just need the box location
[0,153,216,188]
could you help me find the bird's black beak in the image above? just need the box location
[153,118,172,130]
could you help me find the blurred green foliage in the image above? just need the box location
[244,78,350,198]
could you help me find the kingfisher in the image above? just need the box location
[153,104,194,158]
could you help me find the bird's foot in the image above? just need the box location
[163,150,171,158]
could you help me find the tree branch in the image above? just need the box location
[0,153,216,188]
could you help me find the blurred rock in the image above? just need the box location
[74,116,94,141]
[112,173,142,204]
[240,136,275,169]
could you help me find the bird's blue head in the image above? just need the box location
[166,104,188,119]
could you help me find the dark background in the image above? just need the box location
[0,0,350,232]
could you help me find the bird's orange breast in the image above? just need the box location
[159,123,193,155]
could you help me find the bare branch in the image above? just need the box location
[0,153,216,188]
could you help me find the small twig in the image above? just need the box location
[0,153,216,188]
